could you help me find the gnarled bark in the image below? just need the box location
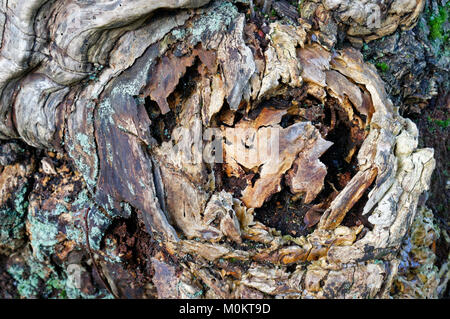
[0,0,446,299]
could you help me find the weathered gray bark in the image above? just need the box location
[0,0,446,299]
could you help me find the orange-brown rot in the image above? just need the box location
[145,46,218,114]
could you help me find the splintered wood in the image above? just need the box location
[222,107,333,208]
[146,14,434,298]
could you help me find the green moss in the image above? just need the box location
[429,3,449,41]
[375,62,389,72]
[435,118,449,129]
[427,115,449,131]
[425,3,450,57]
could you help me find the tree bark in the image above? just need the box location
[0,0,446,299]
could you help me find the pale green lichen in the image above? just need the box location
[103,237,123,264]
[189,1,238,45]
[139,179,147,190]
[120,201,132,218]
[8,263,38,298]
[98,99,116,125]
[7,257,65,298]
[10,186,115,298]
[8,256,112,299]
[76,133,93,154]
[0,185,29,251]
[72,189,112,250]
[163,1,238,49]
[28,190,109,261]
[67,136,98,191]
[171,28,186,40]
[72,189,91,208]
[105,45,159,107]
[27,207,63,261]
[66,102,99,191]
[127,181,136,196]
[133,96,145,105]
[64,226,84,246]
[105,141,114,163]
[86,219,106,250]
[107,194,115,209]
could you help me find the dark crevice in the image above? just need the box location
[254,186,313,237]
[145,58,201,145]
[251,91,367,235]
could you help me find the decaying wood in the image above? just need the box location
[223,107,333,208]
[0,0,444,299]
[301,0,425,45]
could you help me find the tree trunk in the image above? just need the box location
[0,0,446,299]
